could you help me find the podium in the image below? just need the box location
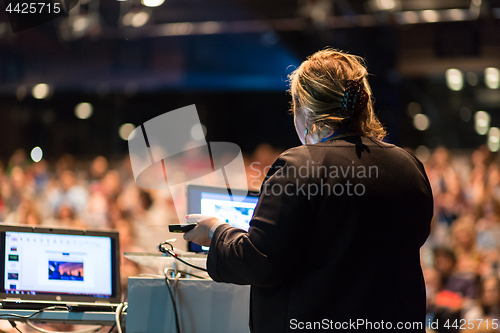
[126,277,250,333]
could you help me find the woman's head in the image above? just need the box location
[288,48,386,143]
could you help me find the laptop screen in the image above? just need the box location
[0,225,120,304]
[186,185,259,252]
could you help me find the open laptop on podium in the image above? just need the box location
[0,225,121,312]
[186,185,260,252]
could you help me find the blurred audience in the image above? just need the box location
[7,144,500,330]
[0,147,282,296]
[419,145,500,331]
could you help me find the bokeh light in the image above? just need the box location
[488,127,500,152]
[30,147,43,163]
[413,114,430,131]
[474,111,490,135]
[485,67,500,89]
[119,123,136,141]
[446,69,464,91]
[75,102,94,119]
[142,0,165,7]
[32,83,50,99]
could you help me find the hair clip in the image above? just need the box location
[339,80,368,118]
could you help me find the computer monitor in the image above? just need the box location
[0,225,121,305]
[186,185,260,252]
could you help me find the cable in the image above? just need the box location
[9,320,22,333]
[106,322,116,333]
[114,303,123,333]
[4,305,104,333]
[158,241,207,272]
[0,305,70,320]
[114,302,127,333]
[159,239,210,333]
[2,305,115,333]
[164,269,181,333]
[0,313,40,319]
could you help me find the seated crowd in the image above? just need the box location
[0,144,499,332]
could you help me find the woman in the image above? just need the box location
[185,48,433,332]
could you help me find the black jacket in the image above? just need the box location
[207,136,433,332]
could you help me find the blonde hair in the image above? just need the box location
[288,48,386,140]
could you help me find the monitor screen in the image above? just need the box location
[0,225,120,303]
[3,232,112,297]
[187,185,259,252]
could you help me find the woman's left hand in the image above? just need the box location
[183,214,221,247]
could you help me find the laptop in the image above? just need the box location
[186,185,260,252]
[0,224,121,311]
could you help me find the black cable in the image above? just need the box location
[9,320,22,333]
[158,242,207,272]
[106,322,116,333]
[164,273,181,333]
[0,306,68,320]
[0,313,40,319]
[0,311,42,320]
[0,305,69,333]
[159,240,209,333]
[160,241,174,252]
[170,255,207,272]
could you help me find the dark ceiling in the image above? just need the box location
[0,0,499,158]
[1,0,498,93]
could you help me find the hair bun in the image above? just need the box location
[340,80,368,118]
